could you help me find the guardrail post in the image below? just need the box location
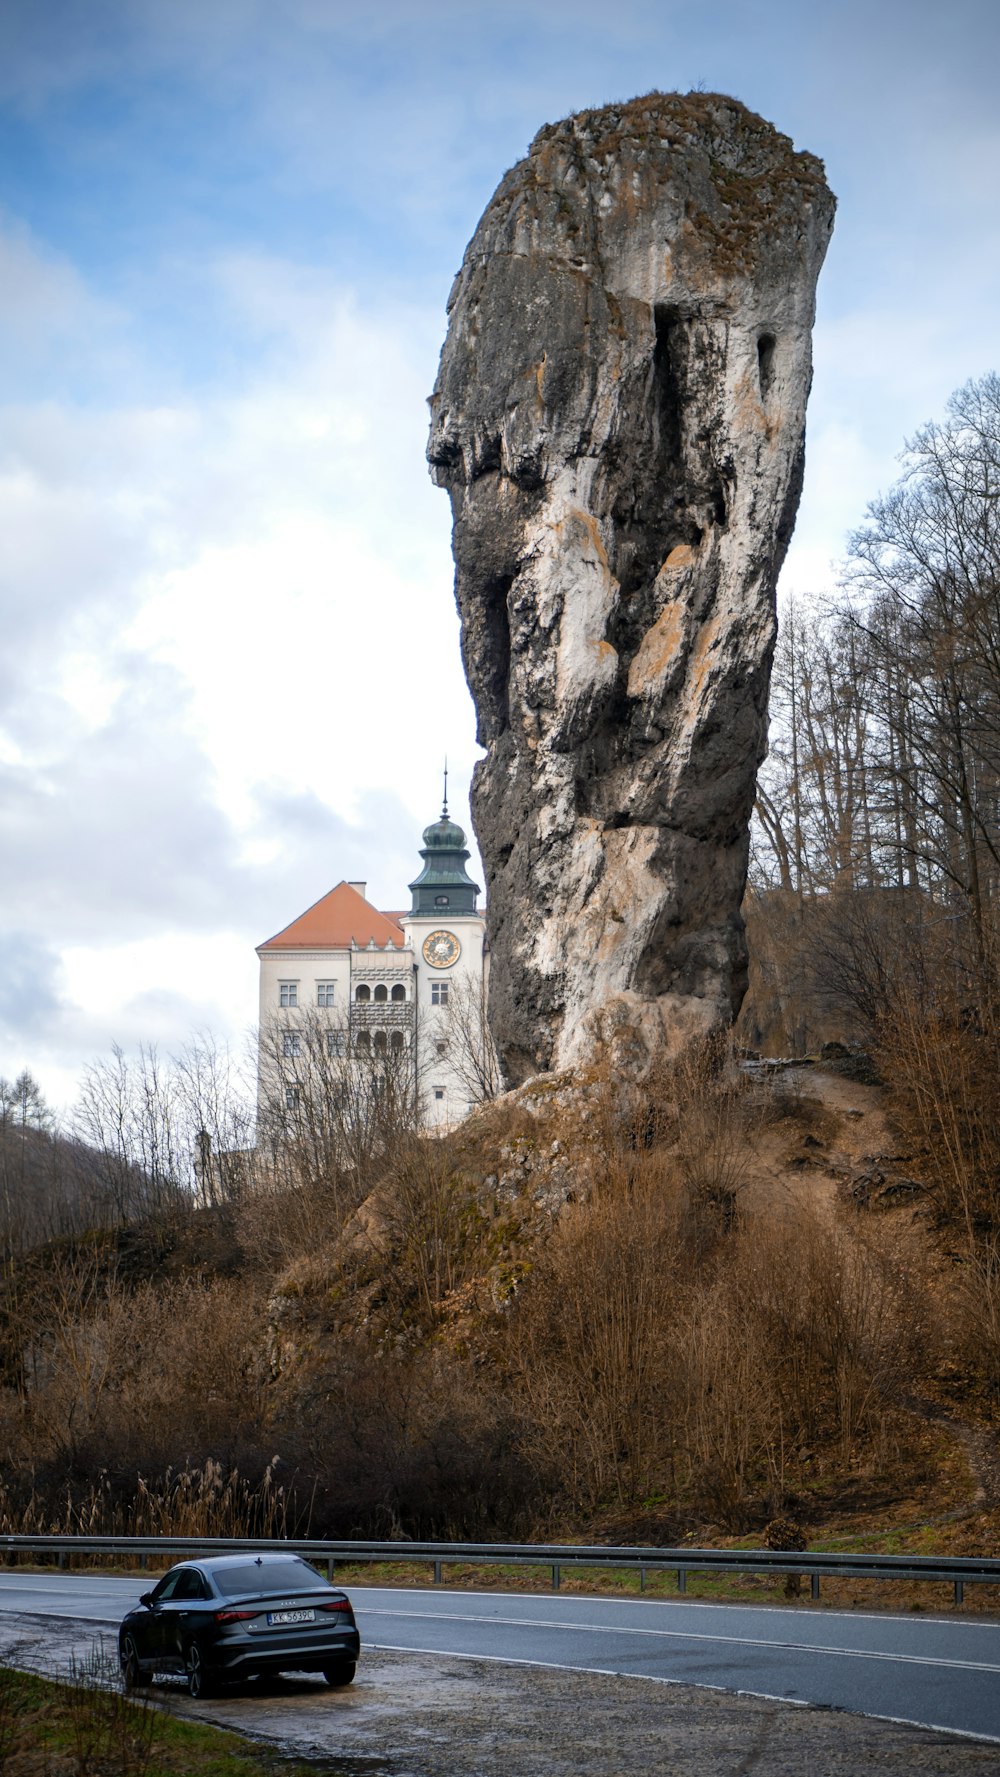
[433,1560,442,1584]
[327,1559,335,1582]
[677,1569,686,1594]
[139,1555,147,1570]
[955,1579,964,1606]
[639,1567,646,1592]
[552,1564,561,1590]
[811,1574,820,1601]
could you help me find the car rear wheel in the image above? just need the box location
[323,1660,356,1687]
[185,1640,215,1699]
[120,1634,143,1693]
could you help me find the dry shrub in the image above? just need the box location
[66,1643,159,1775]
[234,1166,372,1273]
[128,1456,291,1538]
[360,1136,516,1334]
[688,1210,935,1495]
[0,1457,291,1540]
[678,1270,783,1521]
[0,1020,949,1544]
[879,981,1000,1240]
[505,1158,692,1513]
[503,1046,780,1523]
[668,1036,763,1221]
[2,1261,275,1522]
[276,1340,535,1538]
[505,1145,937,1528]
[592,1030,763,1214]
[952,1242,1000,1398]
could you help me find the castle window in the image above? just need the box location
[282,1031,301,1059]
[373,1030,388,1051]
[390,1030,405,1051]
[285,1084,301,1110]
[327,1031,346,1058]
[317,982,335,1006]
[434,1088,445,1101]
[431,981,449,1006]
[279,982,297,1008]
[355,1030,371,1051]
[391,984,406,1002]
[435,895,449,906]
[355,984,371,1003]
[373,983,388,1003]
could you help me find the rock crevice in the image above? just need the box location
[429,91,835,1084]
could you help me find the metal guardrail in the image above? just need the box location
[3,1535,1000,1607]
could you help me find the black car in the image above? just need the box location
[118,1553,360,1698]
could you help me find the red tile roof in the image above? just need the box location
[258,882,406,952]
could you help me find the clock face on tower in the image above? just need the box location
[422,929,461,969]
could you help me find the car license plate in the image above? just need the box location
[267,1608,315,1625]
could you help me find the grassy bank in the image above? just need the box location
[0,1664,332,1777]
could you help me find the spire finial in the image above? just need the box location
[442,756,449,819]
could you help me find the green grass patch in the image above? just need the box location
[0,1664,336,1776]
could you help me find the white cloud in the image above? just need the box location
[2,0,996,1114]
[0,248,482,1101]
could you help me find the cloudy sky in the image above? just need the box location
[1,0,997,1110]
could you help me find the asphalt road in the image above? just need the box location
[2,1572,1000,1745]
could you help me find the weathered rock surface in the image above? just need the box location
[429,92,834,1084]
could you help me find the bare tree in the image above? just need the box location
[438,970,502,1105]
[0,1071,111,1255]
[173,1034,255,1206]
[256,1006,418,1200]
[75,1045,187,1221]
[755,598,877,896]
[846,372,1000,968]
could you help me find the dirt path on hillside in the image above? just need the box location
[742,1067,904,1220]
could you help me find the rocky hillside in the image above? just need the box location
[2,1050,998,1566]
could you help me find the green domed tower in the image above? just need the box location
[408,777,481,918]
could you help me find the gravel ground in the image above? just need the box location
[4,1616,1000,1775]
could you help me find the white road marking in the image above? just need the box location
[367,1642,1000,1747]
[355,1605,1000,1674]
[346,1581,1000,1627]
[5,1576,1000,1637]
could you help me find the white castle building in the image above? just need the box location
[255,790,488,1131]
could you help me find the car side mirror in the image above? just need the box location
[139,1592,153,1607]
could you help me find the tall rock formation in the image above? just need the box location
[428,92,834,1085]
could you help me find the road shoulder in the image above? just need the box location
[2,1615,1000,1775]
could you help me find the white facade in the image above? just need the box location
[255,814,488,1132]
[403,909,488,1130]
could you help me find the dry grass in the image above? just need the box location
[2,1031,997,1552]
[0,1458,292,1541]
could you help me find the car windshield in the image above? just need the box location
[213,1559,321,1598]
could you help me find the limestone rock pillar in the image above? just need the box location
[428,92,835,1084]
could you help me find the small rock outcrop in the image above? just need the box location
[428,92,834,1085]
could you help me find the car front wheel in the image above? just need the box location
[185,1640,215,1699]
[120,1634,143,1692]
[323,1660,356,1687]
